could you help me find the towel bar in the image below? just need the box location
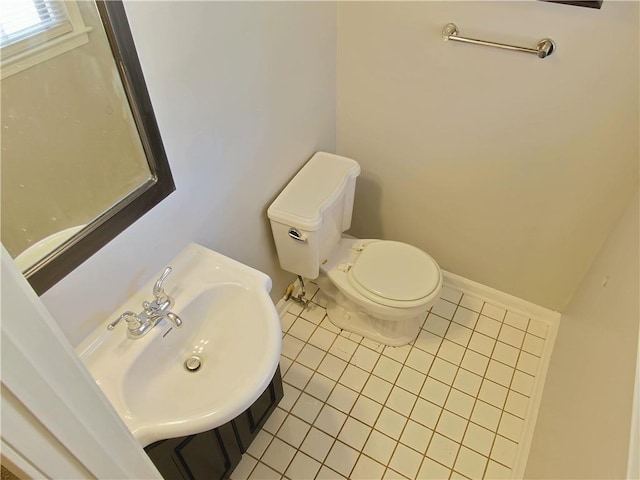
[442,23,555,59]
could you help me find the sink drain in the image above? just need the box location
[184,356,202,372]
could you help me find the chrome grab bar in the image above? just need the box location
[442,23,555,59]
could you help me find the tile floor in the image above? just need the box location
[231,282,552,480]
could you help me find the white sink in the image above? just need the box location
[77,243,282,446]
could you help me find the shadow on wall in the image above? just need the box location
[351,175,384,239]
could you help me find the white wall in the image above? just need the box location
[525,190,639,479]
[41,1,337,346]
[337,1,639,311]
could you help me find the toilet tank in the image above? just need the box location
[267,152,361,279]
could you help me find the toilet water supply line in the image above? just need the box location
[284,275,310,308]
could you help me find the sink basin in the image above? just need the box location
[77,243,282,446]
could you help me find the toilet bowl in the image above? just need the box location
[267,151,443,346]
[317,237,442,346]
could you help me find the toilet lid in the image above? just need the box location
[348,241,440,302]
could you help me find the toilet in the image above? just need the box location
[268,152,442,346]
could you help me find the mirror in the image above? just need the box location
[1,0,175,295]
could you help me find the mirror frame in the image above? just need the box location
[24,0,175,295]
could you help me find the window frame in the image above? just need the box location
[1,0,91,79]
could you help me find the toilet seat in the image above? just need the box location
[347,241,441,307]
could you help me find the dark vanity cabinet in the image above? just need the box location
[144,367,283,480]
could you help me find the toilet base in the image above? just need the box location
[326,299,420,347]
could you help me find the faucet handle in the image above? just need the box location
[153,267,172,301]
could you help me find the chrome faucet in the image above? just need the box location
[107,267,183,339]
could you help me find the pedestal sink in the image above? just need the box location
[76,243,282,446]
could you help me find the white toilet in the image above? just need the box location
[268,152,442,346]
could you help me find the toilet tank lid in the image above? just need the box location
[267,152,361,231]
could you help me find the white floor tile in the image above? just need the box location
[437,339,466,365]
[316,465,346,480]
[279,383,301,412]
[363,429,398,464]
[337,416,371,450]
[396,366,427,395]
[308,327,337,351]
[327,383,358,414]
[275,414,310,448]
[459,294,484,313]
[485,359,515,388]
[389,443,423,478]
[426,432,460,468]
[288,317,317,342]
[491,435,518,468]
[462,422,495,456]
[261,437,296,474]
[291,393,323,424]
[362,374,393,404]
[350,394,383,427]
[424,314,451,337]
[498,412,524,443]
[504,390,529,418]
[350,454,387,480]
[445,388,475,418]
[504,311,529,331]
[284,451,321,480]
[281,334,305,360]
[414,330,443,355]
[304,372,335,402]
[280,312,297,334]
[527,318,549,338]
[317,353,347,381]
[431,299,458,320]
[420,376,451,406]
[418,457,453,479]
[375,406,407,438]
[492,341,520,367]
[386,386,417,416]
[248,462,280,480]
[471,400,502,432]
[283,362,313,391]
[481,303,506,321]
[522,333,544,357]
[373,355,403,383]
[435,410,467,442]
[351,344,381,372]
[454,446,488,479]
[400,419,433,454]
[231,454,257,480]
[263,407,287,435]
[445,323,473,347]
[498,324,525,348]
[461,349,490,377]
[452,369,482,397]
[452,307,479,329]
[296,343,325,370]
[511,370,535,396]
[468,331,496,357]
[411,398,442,430]
[300,427,334,463]
[299,302,326,324]
[517,351,540,376]
[485,460,512,479]
[406,348,435,374]
[339,364,369,392]
[475,315,502,338]
[429,358,458,385]
[247,429,273,458]
[383,344,412,363]
[314,404,347,437]
[329,336,358,361]
[478,379,508,409]
[324,440,359,477]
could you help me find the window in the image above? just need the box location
[0,0,90,78]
